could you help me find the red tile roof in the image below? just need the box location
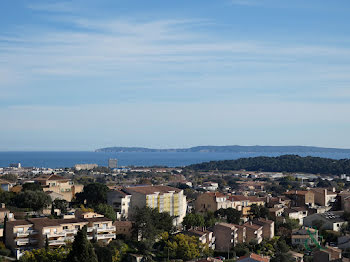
[238,253,270,262]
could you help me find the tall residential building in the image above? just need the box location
[5,215,116,259]
[108,159,118,169]
[107,185,187,225]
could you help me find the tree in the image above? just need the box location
[3,214,7,246]
[157,232,204,261]
[182,213,205,229]
[19,247,68,262]
[14,191,51,211]
[95,204,117,222]
[215,208,242,224]
[75,183,109,206]
[66,226,98,262]
[53,199,69,215]
[250,204,269,219]
[132,207,174,244]
[22,183,43,192]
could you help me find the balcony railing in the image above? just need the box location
[64,229,78,234]
[96,234,116,240]
[46,232,66,238]
[16,239,29,245]
[49,240,66,245]
[16,230,38,237]
[96,226,116,232]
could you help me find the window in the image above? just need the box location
[63,226,68,230]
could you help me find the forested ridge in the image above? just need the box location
[186,155,350,175]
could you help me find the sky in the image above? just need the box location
[1,0,350,151]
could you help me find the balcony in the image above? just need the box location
[87,227,94,232]
[16,230,38,237]
[64,236,75,242]
[87,236,93,240]
[49,240,66,245]
[64,229,77,234]
[16,238,38,246]
[96,226,116,232]
[96,234,116,240]
[46,232,66,238]
[16,239,29,245]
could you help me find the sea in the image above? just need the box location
[1,151,350,168]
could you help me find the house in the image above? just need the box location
[337,235,350,250]
[0,180,14,192]
[114,221,133,238]
[184,229,215,250]
[33,175,83,202]
[237,253,270,262]
[107,190,132,220]
[311,188,337,207]
[291,227,320,246]
[253,218,274,239]
[195,192,230,213]
[303,212,347,232]
[284,190,314,207]
[213,223,239,251]
[268,207,284,218]
[266,196,291,208]
[313,246,342,262]
[288,251,304,262]
[5,215,116,259]
[243,222,263,244]
[284,207,308,225]
[0,204,14,223]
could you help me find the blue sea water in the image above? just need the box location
[1,151,350,168]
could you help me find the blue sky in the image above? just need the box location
[1,0,350,150]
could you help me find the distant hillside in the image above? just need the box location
[95,145,350,153]
[186,155,350,175]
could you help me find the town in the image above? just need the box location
[1,157,350,262]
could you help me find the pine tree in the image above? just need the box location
[66,225,98,262]
[45,234,49,251]
[3,213,8,246]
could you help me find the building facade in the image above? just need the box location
[5,216,116,259]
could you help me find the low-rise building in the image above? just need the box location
[5,215,116,259]
[268,207,284,218]
[311,188,337,207]
[34,175,83,202]
[213,223,238,251]
[291,227,320,247]
[0,179,14,192]
[284,190,314,207]
[284,207,308,225]
[237,253,270,262]
[253,218,274,240]
[313,246,342,262]
[244,222,263,244]
[303,212,346,232]
[114,221,133,238]
[184,229,215,250]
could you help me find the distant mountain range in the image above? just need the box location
[95,145,350,153]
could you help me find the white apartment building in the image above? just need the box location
[107,185,187,225]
